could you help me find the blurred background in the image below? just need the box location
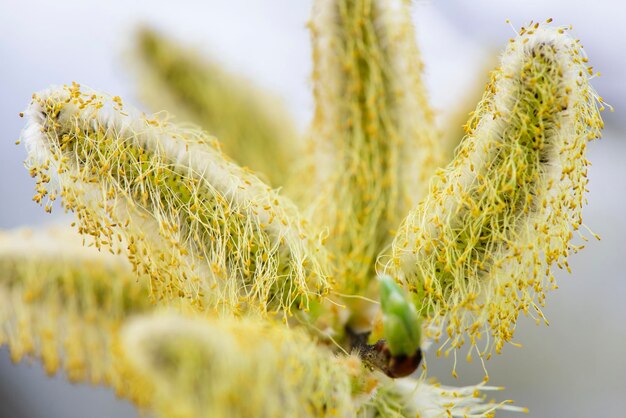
[0,0,624,417]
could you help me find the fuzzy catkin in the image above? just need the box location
[0,227,151,398]
[122,313,356,418]
[133,29,297,188]
[384,25,604,357]
[22,84,331,317]
[305,0,442,299]
[359,378,526,418]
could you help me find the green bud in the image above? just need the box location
[379,275,421,357]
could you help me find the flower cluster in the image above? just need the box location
[1,2,605,417]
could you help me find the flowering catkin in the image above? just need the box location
[133,28,297,188]
[305,0,442,298]
[0,227,151,392]
[359,378,527,417]
[121,313,356,418]
[22,84,331,317]
[384,25,604,356]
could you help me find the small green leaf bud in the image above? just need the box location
[379,274,421,357]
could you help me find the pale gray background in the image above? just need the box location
[1,1,624,417]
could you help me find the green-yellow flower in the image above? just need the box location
[5,1,605,414]
[383,25,604,359]
[23,84,331,317]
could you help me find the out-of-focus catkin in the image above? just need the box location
[133,29,297,188]
[0,227,151,399]
[121,313,356,418]
[304,0,442,302]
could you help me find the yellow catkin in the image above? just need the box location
[303,0,443,305]
[22,84,331,317]
[133,28,297,188]
[121,313,355,418]
[0,226,151,402]
[384,25,604,357]
[359,378,527,417]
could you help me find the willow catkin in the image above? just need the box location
[359,378,526,418]
[383,25,604,357]
[121,313,356,418]
[305,0,442,299]
[22,84,331,317]
[133,28,297,188]
[0,226,151,399]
